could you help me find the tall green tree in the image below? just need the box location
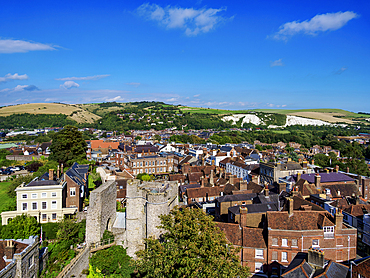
[49,125,87,166]
[90,245,134,277]
[0,214,40,239]
[135,207,249,278]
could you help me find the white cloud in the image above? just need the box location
[126,82,141,87]
[0,73,29,83]
[137,3,230,36]
[193,94,200,97]
[105,96,124,102]
[55,74,110,81]
[270,58,284,67]
[335,67,347,74]
[60,81,79,89]
[272,11,359,40]
[1,84,39,92]
[0,39,56,53]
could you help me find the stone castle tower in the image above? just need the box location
[125,180,178,257]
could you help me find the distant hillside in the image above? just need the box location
[0,103,100,124]
[0,101,368,130]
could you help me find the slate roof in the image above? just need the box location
[66,162,88,188]
[293,172,354,183]
[179,184,200,195]
[229,203,279,215]
[27,179,59,187]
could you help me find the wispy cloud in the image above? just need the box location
[271,11,359,40]
[270,58,284,67]
[334,67,347,75]
[126,82,141,87]
[136,3,231,36]
[60,81,79,89]
[266,103,287,108]
[105,96,124,102]
[0,84,39,92]
[0,73,28,83]
[55,74,110,81]
[193,94,200,97]
[0,39,56,53]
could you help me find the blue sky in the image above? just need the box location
[0,0,369,112]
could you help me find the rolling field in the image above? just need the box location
[0,103,100,123]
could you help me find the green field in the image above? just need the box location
[180,106,253,115]
[271,130,291,134]
[252,108,362,118]
[0,182,13,220]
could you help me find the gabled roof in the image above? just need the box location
[66,162,88,187]
[186,186,224,199]
[322,183,360,198]
[342,204,370,217]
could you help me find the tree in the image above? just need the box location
[135,207,249,278]
[90,245,134,277]
[49,125,87,166]
[0,214,40,239]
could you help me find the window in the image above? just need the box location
[42,214,47,221]
[22,194,28,199]
[160,167,163,172]
[133,170,136,175]
[42,202,47,210]
[272,238,278,246]
[28,255,34,268]
[145,161,148,166]
[140,162,143,167]
[337,238,343,246]
[199,197,203,202]
[324,226,334,238]
[133,162,136,167]
[32,202,37,210]
[51,201,57,209]
[52,213,57,221]
[282,252,288,262]
[255,262,263,273]
[52,192,57,197]
[312,239,319,247]
[282,238,288,247]
[31,193,37,199]
[70,187,76,196]
[255,249,264,258]
[292,239,298,247]
[272,251,278,261]
[42,192,47,198]
[22,203,28,211]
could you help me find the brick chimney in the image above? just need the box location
[239,206,248,227]
[240,181,248,191]
[201,177,205,188]
[346,167,349,173]
[49,169,54,181]
[57,165,60,179]
[4,240,15,260]
[335,165,339,172]
[308,248,325,269]
[302,160,308,169]
[311,159,315,165]
[314,174,321,190]
[230,175,234,185]
[288,198,294,216]
[61,163,64,174]
[335,209,343,231]
[210,170,214,186]
[297,172,302,181]
[264,184,269,197]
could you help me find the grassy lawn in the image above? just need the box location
[271,130,291,134]
[0,182,14,221]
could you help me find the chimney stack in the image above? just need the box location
[239,206,248,227]
[288,197,294,216]
[264,184,269,197]
[308,248,325,269]
[314,173,321,190]
[346,167,349,173]
[335,165,339,173]
[61,163,64,174]
[49,169,54,181]
[303,160,308,169]
[201,177,205,188]
[335,209,343,231]
[4,240,15,260]
[297,172,302,181]
[311,159,315,165]
[210,170,214,186]
[57,165,60,179]
[230,175,234,185]
[240,181,248,191]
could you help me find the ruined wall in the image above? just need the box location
[86,180,117,244]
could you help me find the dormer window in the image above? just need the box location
[324,226,334,238]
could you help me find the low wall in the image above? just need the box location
[56,245,90,278]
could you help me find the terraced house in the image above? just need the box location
[1,163,88,225]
